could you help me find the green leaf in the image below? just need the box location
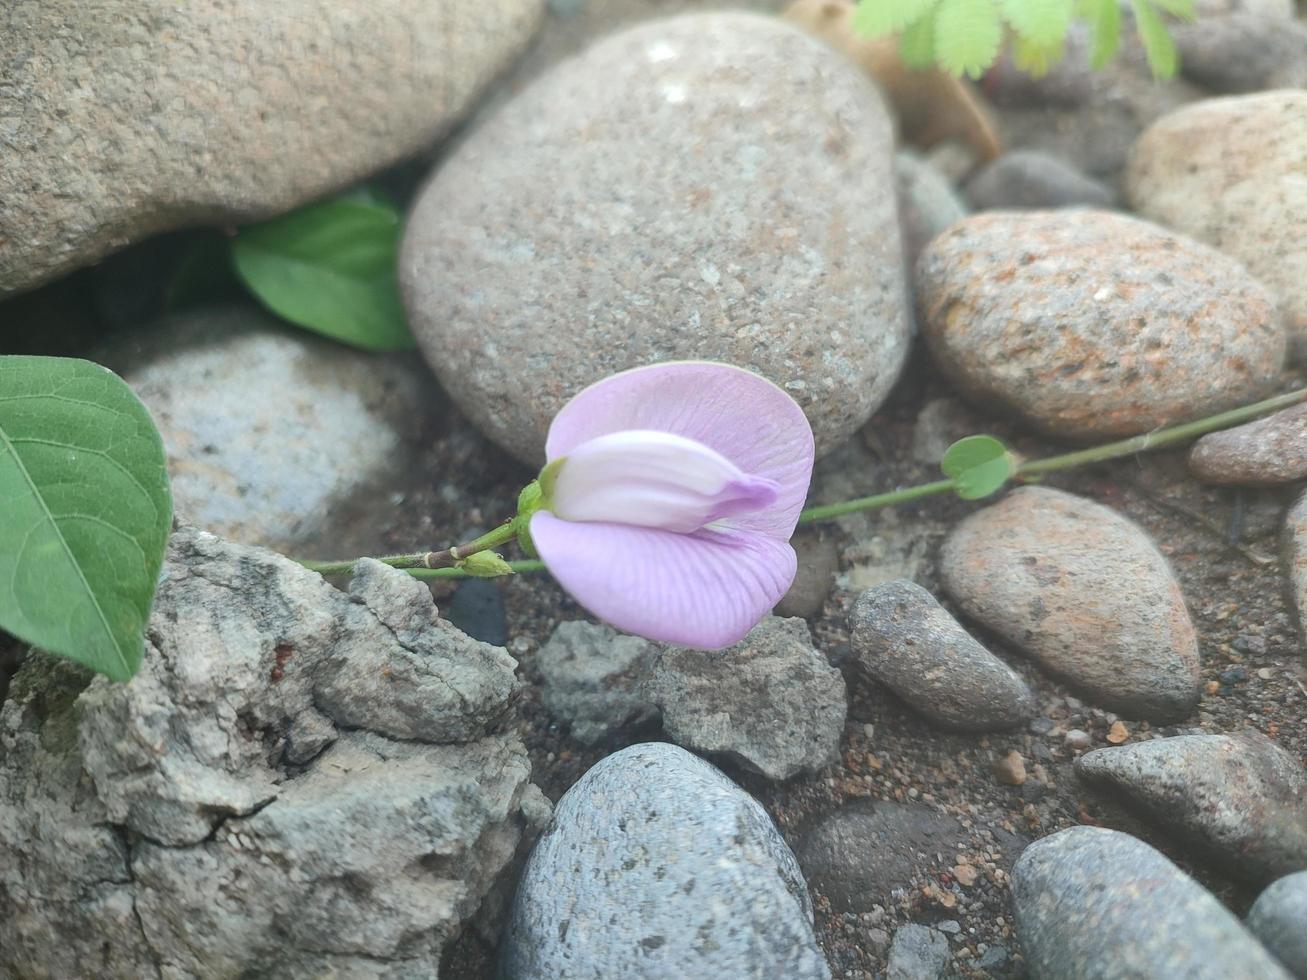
[933,0,1004,78]
[231,192,415,352]
[0,357,173,681]
[1131,0,1180,77]
[1080,0,1123,68]
[1012,34,1066,75]
[853,0,940,37]
[1001,0,1073,46]
[899,12,939,67]
[941,434,1015,500]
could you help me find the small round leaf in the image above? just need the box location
[941,434,1015,500]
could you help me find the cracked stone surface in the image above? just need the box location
[0,525,547,978]
[535,621,658,746]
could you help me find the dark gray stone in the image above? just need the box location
[1013,827,1291,980]
[1248,871,1307,978]
[0,0,544,295]
[939,487,1201,721]
[536,620,658,745]
[966,151,1115,210]
[642,617,846,780]
[887,924,950,980]
[401,12,909,464]
[1283,490,1307,646]
[445,577,509,647]
[1190,402,1307,486]
[775,531,841,619]
[850,581,1035,732]
[896,150,969,268]
[501,742,831,979]
[795,800,964,912]
[1076,733,1307,885]
[917,210,1285,440]
[1176,13,1307,93]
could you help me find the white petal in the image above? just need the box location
[548,429,779,534]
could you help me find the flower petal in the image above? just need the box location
[544,362,814,539]
[531,511,797,648]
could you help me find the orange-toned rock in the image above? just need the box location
[782,0,1000,163]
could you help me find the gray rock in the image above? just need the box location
[1013,826,1292,980]
[1128,92,1307,358]
[1190,401,1307,485]
[105,307,440,554]
[1248,871,1307,978]
[641,617,846,780]
[401,12,910,464]
[850,581,1036,732]
[938,487,1201,721]
[536,620,658,744]
[896,150,969,268]
[887,924,950,980]
[910,397,975,466]
[1076,733,1307,885]
[0,0,543,295]
[1,526,545,977]
[1175,13,1307,93]
[917,210,1285,441]
[775,530,841,619]
[795,800,964,912]
[501,742,831,979]
[965,150,1115,210]
[1283,490,1307,644]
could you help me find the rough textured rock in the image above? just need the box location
[501,742,831,979]
[917,210,1285,440]
[0,0,544,295]
[886,924,950,980]
[1128,92,1307,357]
[1013,827,1292,980]
[896,151,970,270]
[1248,871,1307,978]
[401,12,910,464]
[104,307,440,554]
[965,151,1114,210]
[1189,402,1307,485]
[795,800,964,912]
[1283,490,1307,644]
[775,530,841,619]
[641,617,847,780]
[1076,733,1307,885]
[0,526,546,977]
[938,487,1201,721]
[536,620,658,744]
[850,581,1036,732]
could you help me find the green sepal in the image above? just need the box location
[459,551,515,578]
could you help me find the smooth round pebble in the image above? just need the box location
[917,210,1285,440]
[1014,827,1292,980]
[886,924,950,980]
[1190,401,1307,485]
[1247,871,1307,978]
[849,581,1036,732]
[402,12,910,463]
[501,742,831,979]
[938,487,1201,721]
[1128,91,1307,357]
[965,150,1114,210]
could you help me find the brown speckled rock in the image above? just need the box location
[916,210,1285,440]
[938,487,1201,721]
[1127,92,1307,358]
[0,0,544,296]
[1190,401,1307,485]
[1281,490,1307,642]
[401,12,910,464]
[1076,733,1307,885]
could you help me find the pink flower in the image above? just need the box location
[530,362,815,648]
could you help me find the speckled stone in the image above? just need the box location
[535,621,658,745]
[886,924,950,980]
[938,487,1201,721]
[1128,92,1307,358]
[965,151,1114,210]
[1248,871,1307,978]
[1076,733,1307,885]
[0,0,543,296]
[501,742,831,979]
[640,617,846,781]
[1281,491,1307,644]
[895,151,970,270]
[1189,401,1307,485]
[1175,0,1306,93]
[1013,827,1292,980]
[916,210,1285,440]
[774,530,840,619]
[850,581,1035,732]
[401,12,909,464]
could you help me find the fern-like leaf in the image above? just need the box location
[1013,35,1066,76]
[1150,0,1197,19]
[898,13,939,68]
[1001,0,1074,47]
[853,0,940,37]
[1080,0,1123,69]
[933,0,1004,78]
[1132,0,1180,77]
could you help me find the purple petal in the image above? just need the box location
[531,511,797,648]
[545,362,814,539]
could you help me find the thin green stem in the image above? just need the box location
[406,559,546,581]
[296,520,518,576]
[799,479,956,523]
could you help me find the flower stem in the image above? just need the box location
[798,479,956,522]
[406,559,546,580]
[295,520,519,577]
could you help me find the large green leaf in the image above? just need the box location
[0,357,172,681]
[231,192,415,352]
